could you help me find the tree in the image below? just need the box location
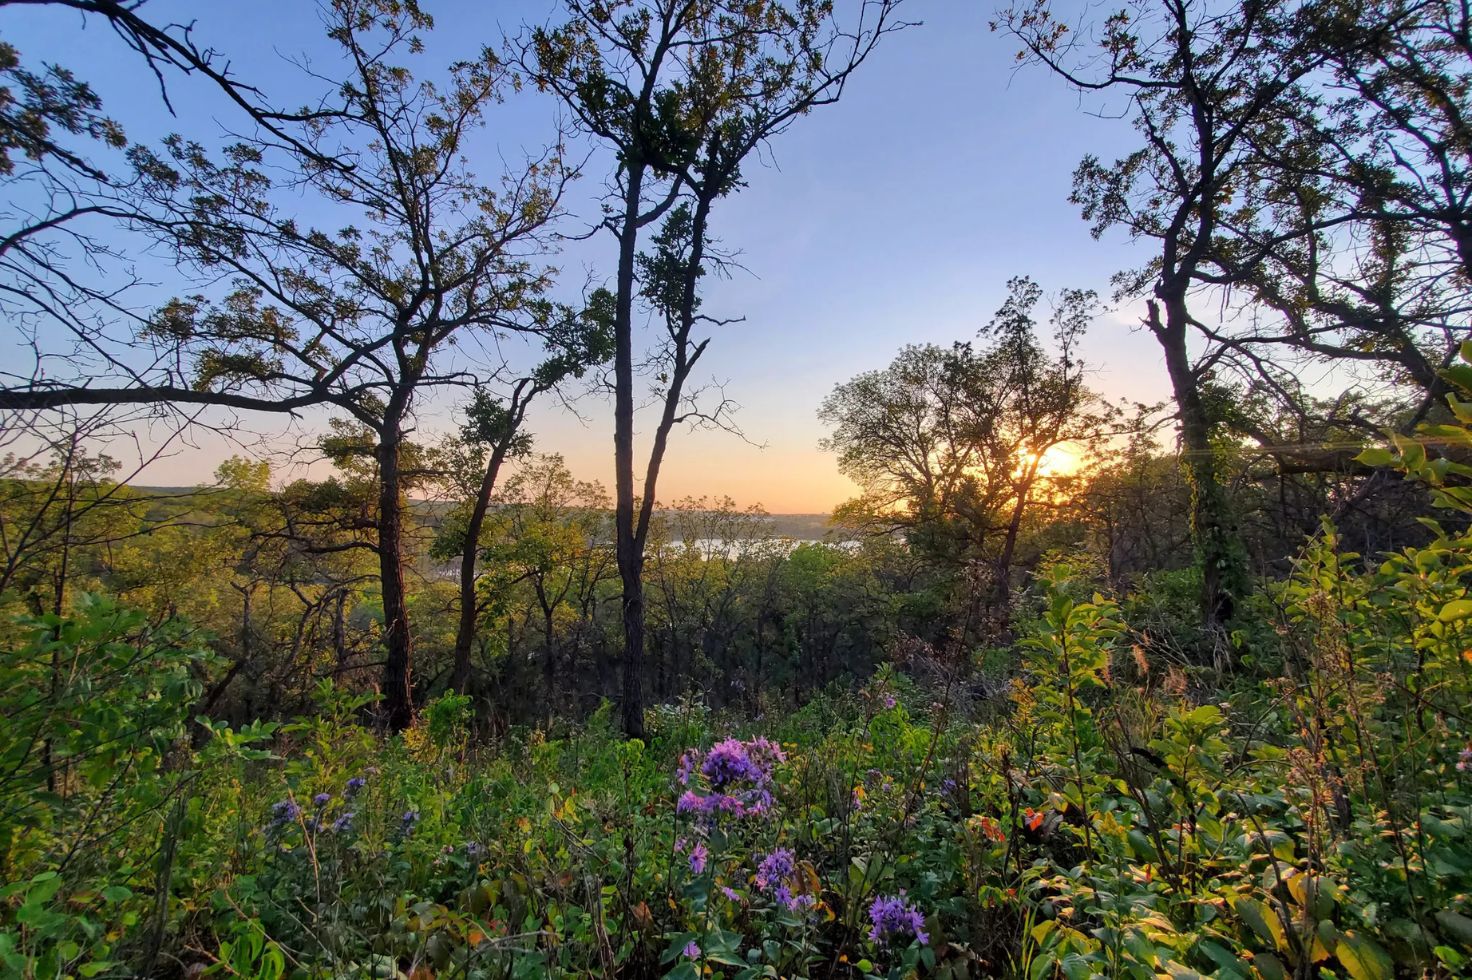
[1193,0,1471,430]
[524,0,909,736]
[821,278,1112,629]
[491,456,612,717]
[993,0,1325,640]
[439,297,612,695]
[110,1,571,728]
[433,453,614,721]
[646,495,774,700]
[0,0,362,415]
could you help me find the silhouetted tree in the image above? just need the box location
[994,0,1326,646]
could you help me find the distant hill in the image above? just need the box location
[764,513,836,540]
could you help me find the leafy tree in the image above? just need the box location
[822,278,1113,629]
[0,0,366,416]
[1193,0,1472,429]
[433,454,614,722]
[993,0,1324,639]
[89,1,572,728]
[525,0,909,737]
[437,293,613,694]
[647,495,775,700]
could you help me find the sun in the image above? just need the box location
[1032,443,1082,478]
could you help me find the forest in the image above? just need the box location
[2,0,1472,977]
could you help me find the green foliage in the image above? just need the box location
[0,598,274,978]
[7,345,1472,979]
[5,496,1472,977]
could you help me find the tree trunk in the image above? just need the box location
[541,601,557,719]
[992,462,1039,633]
[377,431,416,731]
[618,557,646,737]
[1150,297,1243,637]
[615,162,648,740]
[451,438,515,693]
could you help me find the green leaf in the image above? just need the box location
[1356,447,1395,468]
[1335,931,1393,980]
[1235,898,1285,950]
[1198,940,1249,977]
[1438,599,1472,622]
[1253,951,1287,980]
[706,949,747,968]
[1434,910,1472,948]
[1435,945,1467,970]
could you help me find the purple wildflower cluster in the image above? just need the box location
[868,894,928,947]
[755,847,813,911]
[1458,746,1472,772]
[676,737,786,822]
[267,778,366,838]
[269,799,302,827]
[755,847,794,890]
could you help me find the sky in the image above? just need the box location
[5,0,1176,512]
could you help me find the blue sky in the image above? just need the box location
[7,0,1176,511]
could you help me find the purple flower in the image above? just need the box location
[675,738,786,824]
[702,739,764,789]
[756,847,812,911]
[868,894,928,946]
[269,800,302,826]
[882,694,897,709]
[756,848,796,893]
[688,841,708,874]
[720,885,740,902]
[744,738,787,774]
[312,792,332,808]
[330,811,355,833]
[345,776,367,797]
[682,941,701,959]
[1458,747,1472,772]
[396,810,420,839]
[464,841,484,857]
[774,884,814,911]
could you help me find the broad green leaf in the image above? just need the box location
[1335,931,1393,980]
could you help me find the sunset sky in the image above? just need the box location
[7,0,1215,512]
